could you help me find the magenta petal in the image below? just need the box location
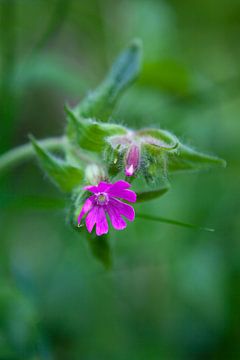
[84,185,98,193]
[109,198,135,222]
[107,205,127,230]
[96,207,108,236]
[97,182,111,192]
[107,180,136,202]
[85,206,108,235]
[84,181,110,193]
[85,206,99,233]
[77,196,94,224]
[107,180,131,192]
[108,188,136,203]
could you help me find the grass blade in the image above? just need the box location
[136,213,215,232]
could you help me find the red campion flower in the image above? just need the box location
[78,180,137,236]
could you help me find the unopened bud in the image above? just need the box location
[125,144,140,177]
[85,164,106,185]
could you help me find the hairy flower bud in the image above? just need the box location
[106,127,179,181]
[85,164,107,185]
[125,143,141,176]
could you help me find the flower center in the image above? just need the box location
[96,192,109,206]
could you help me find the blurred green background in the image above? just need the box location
[0,0,239,359]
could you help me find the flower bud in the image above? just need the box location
[106,127,179,182]
[125,143,140,177]
[85,164,107,185]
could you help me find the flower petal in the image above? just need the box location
[84,181,110,193]
[85,206,98,233]
[108,180,131,191]
[96,207,108,236]
[77,196,95,224]
[107,205,127,230]
[109,198,135,222]
[85,206,108,236]
[108,188,137,203]
[107,180,136,202]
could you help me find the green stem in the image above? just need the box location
[0,136,65,176]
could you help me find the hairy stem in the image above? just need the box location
[0,136,65,176]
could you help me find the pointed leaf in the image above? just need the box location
[168,143,226,172]
[136,186,169,202]
[30,136,84,192]
[66,106,127,152]
[74,39,142,121]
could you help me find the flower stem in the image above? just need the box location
[0,136,65,176]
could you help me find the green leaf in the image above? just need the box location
[30,136,84,192]
[136,186,169,202]
[168,143,226,172]
[66,106,127,152]
[136,213,215,232]
[74,39,142,121]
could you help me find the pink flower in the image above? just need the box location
[78,180,137,236]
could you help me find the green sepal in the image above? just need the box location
[30,136,84,192]
[141,143,168,184]
[138,128,179,150]
[74,39,142,121]
[104,143,124,177]
[136,186,169,202]
[66,106,127,152]
[168,143,226,172]
[137,128,178,183]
